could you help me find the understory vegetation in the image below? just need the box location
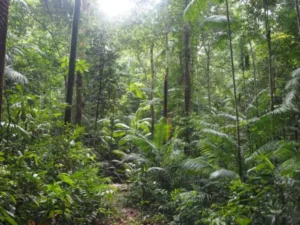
[1,0,300,224]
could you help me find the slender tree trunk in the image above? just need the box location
[184,22,191,115]
[64,0,81,124]
[205,46,211,111]
[226,0,243,180]
[241,46,247,113]
[249,41,259,117]
[264,0,274,111]
[150,44,155,136]
[164,32,169,119]
[296,0,300,34]
[75,72,83,125]
[95,64,104,132]
[0,0,9,123]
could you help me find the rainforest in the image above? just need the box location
[0,0,300,224]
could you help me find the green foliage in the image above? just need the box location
[4,0,300,224]
[0,126,114,225]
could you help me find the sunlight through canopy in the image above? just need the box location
[99,0,134,18]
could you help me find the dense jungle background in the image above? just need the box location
[1,0,300,224]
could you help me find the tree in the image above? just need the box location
[64,0,81,124]
[150,43,155,136]
[296,0,300,34]
[264,0,274,111]
[184,16,191,115]
[75,72,83,125]
[0,0,9,123]
[225,0,243,179]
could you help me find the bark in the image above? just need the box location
[264,0,274,111]
[150,44,155,137]
[163,32,169,119]
[296,0,300,34]
[249,41,259,117]
[184,22,191,115]
[64,0,81,124]
[0,0,9,123]
[226,0,243,180]
[95,64,104,132]
[241,46,247,112]
[75,72,83,125]
[205,46,211,111]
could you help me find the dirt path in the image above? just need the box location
[103,184,168,225]
[105,184,141,225]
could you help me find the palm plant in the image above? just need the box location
[4,67,28,84]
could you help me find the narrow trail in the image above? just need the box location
[105,184,141,225]
[104,184,167,225]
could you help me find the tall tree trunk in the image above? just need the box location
[205,46,211,111]
[0,0,9,123]
[240,44,247,113]
[264,0,274,111]
[150,44,155,137]
[296,0,300,34]
[226,0,243,180]
[64,0,81,124]
[184,22,191,115]
[94,64,104,132]
[249,41,259,117]
[163,32,169,119]
[75,72,83,125]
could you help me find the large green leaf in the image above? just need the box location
[184,0,219,21]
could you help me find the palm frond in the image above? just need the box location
[182,157,215,175]
[4,67,28,84]
[123,153,149,164]
[119,132,158,154]
[184,0,209,21]
[280,157,300,176]
[209,169,239,180]
[273,141,300,163]
[0,122,30,136]
[147,167,167,173]
[202,128,236,145]
[246,141,278,164]
[179,190,210,203]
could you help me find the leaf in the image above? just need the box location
[236,217,251,225]
[0,122,31,136]
[4,67,28,84]
[0,208,17,225]
[184,0,209,21]
[58,173,75,187]
[183,157,215,175]
[147,167,167,173]
[210,169,239,180]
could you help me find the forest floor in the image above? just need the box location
[105,184,141,225]
[103,184,168,225]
